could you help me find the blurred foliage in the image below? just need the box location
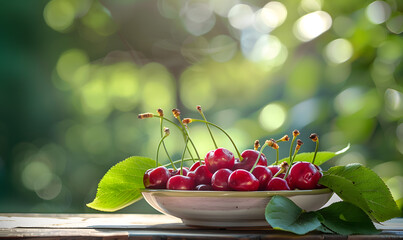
[0,0,402,213]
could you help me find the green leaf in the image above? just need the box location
[277,144,350,166]
[265,195,321,235]
[319,163,401,222]
[87,156,156,212]
[317,201,379,235]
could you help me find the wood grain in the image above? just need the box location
[1,214,402,239]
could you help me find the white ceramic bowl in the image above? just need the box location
[141,188,333,227]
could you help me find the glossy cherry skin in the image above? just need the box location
[286,162,322,190]
[251,165,273,190]
[166,175,195,190]
[169,167,189,176]
[143,166,170,189]
[228,169,259,191]
[266,177,290,191]
[211,168,232,191]
[233,150,267,171]
[189,161,204,171]
[267,166,281,175]
[205,148,235,174]
[195,184,212,191]
[187,165,213,186]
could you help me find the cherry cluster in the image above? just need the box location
[143,140,323,191]
[141,107,323,191]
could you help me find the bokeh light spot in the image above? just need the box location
[259,2,287,29]
[325,38,353,64]
[294,11,332,42]
[228,4,254,30]
[386,15,403,34]
[36,175,62,200]
[385,88,403,117]
[81,3,116,36]
[300,0,322,12]
[377,40,402,63]
[259,103,287,132]
[56,49,89,83]
[108,63,140,111]
[141,63,175,111]
[22,161,53,191]
[80,77,110,116]
[182,2,215,36]
[334,87,381,117]
[366,1,391,24]
[180,69,217,111]
[44,0,75,32]
[209,35,237,62]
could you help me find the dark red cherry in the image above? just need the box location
[228,169,259,191]
[169,167,189,176]
[143,166,170,189]
[211,168,232,191]
[233,150,267,171]
[286,162,322,190]
[251,165,273,190]
[166,175,195,190]
[195,184,212,191]
[267,165,281,175]
[189,161,204,171]
[266,177,290,191]
[204,148,235,173]
[187,165,213,186]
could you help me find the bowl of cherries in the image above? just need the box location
[140,108,333,227]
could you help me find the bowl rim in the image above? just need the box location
[141,188,332,198]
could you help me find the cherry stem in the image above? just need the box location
[159,117,175,170]
[191,119,242,161]
[288,136,296,166]
[250,142,268,172]
[184,126,199,164]
[152,115,198,162]
[162,158,202,167]
[180,135,190,175]
[275,148,279,165]
[177,115,200,161]
[284,146,300,179]
[312,139,319,165]
[273,168,285,178]
[198,110,218,149]
[155,134,169,168]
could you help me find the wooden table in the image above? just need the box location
[1,214,403,239]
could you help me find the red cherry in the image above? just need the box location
[166,175,195,190]
[251,165,273,190]
[267,166,281,175]
[204,148,235,173]
[211,168,232,191]
[195,184,212,191]
[187,165,213,186]
[168,167,189,176]
[228,169,259,191]
[233,150,267,171]
[189,161,204,171]
[286,162,322,190]
[266,177,290,191]
[143,166,170,189]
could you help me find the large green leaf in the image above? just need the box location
[317,201,379,235]
[265,195,321,235]
[87,156,156,212]
[277,144,349,166]
[319,163,401,222]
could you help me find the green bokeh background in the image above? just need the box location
[0,0,402,213]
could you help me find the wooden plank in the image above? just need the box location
[1,214,403,239]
